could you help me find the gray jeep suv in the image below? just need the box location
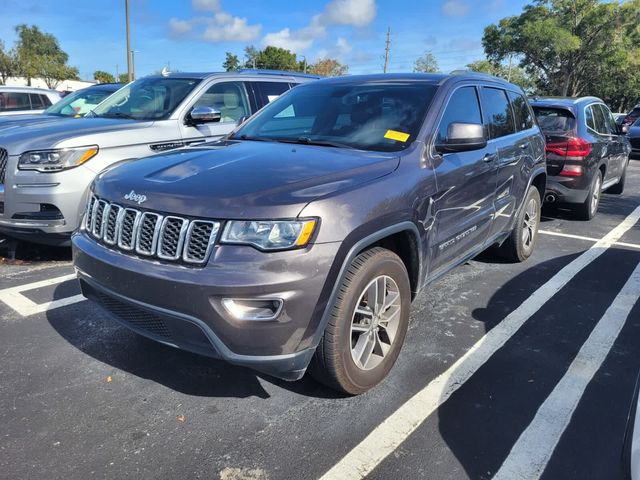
[72,73,546,394]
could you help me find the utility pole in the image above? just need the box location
[125,0,133,82]
[383,27,391,73]
[115,64,119,81]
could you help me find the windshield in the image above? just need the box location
[91,77,201,120]
[44,87,118,117]
[231,82,439,152]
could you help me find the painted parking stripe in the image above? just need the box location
[493,261,640,480]
[539,229,640,250]
[0,273,85,317]
[320,205,640,480]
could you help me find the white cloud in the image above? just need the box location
[169,0,261,42]
[262,0,377,53]
[335,37,352,55]
[442,0,470,16]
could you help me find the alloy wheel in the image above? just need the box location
[522,197,538,249]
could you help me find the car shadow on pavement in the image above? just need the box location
[45,294,341,400]
[0,234,71,263]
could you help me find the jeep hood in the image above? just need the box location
[93,140,399,218]
[0,114,62,131]
[0,117,154,155]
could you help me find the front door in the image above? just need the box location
[430,85,497,275]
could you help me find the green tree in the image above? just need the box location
[223,52,240,71]
[308,58,348,77]
[413,51,439,73]
[94,70,115,83]
[118,73,130,83]
[0,40,16,85]
[14,24,78,87]
[466,59,538,93]
[482,0,640,108]
[243,45,259,69]
[254,46,300,71]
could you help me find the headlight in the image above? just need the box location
[221,219,317,250]
[18,145,99,172]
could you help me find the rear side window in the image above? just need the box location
[598,104,617,135]
[0,92,31,111]
[508,92,534,131]
[591,104,608,135]
[436,86,482,143]
[481,87,516,139]
[29,94,50,109]
[252,81,291,108]
[533,107,576,133]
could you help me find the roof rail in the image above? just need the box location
[238,69,321,79]
[449,69,507,82]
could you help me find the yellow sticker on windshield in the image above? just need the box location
[384,130,410,142]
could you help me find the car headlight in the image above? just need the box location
[221,219,317,250]
[18,145,99,172]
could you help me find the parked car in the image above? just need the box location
[531,97,630,220]
[621,104,640,133]
[0,83,122,130]
[72,72,547,394]
[0,70,317,245]
[624,372,640,479]
[0,86,61,116]
[627,118,640,158]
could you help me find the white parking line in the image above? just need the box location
[539,230,640,250]
[320,205,640,480]
[494,261,640,480]
[0,273,85,317]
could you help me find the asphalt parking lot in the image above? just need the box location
[1,161,640,480]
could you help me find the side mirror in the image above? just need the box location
[435,122,487,153]
[189,106,222,125]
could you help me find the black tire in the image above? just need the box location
[575,170,603,221]
[606,161,628,195]
[498,186,541,263]
[309,247,411,395]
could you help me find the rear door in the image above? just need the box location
[430,85,497,274]
[588,103,618,183]
[598,103,626,183]
[248,81,292,111]
[179,80,252,144]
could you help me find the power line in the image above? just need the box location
[383,27,391,73]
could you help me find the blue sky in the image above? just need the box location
[1,0,530,80]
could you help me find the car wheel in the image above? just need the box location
[309,247,411,395]
[576,170,603,221]
[606,160,628,195]
[498,186,541,263]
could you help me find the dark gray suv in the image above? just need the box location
[72,73,546,394]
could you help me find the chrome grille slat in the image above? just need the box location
[87,195,218,265]
[0,148,7,185]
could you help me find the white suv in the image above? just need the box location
[0,86,61,116]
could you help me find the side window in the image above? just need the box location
[599,104,617,134]
[0,92,31,111]
[29,94,46,109]
[481,87,516,139]
[252,81,291,108]
[436,86,482,143]
[507,91,534,131]
[591,104,608,135]
[192,81,250,123]
[40,94,52,107]
[585,106,596,130]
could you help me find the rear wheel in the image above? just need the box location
[576,170,602,221]
[498,186,541,262]
[309,247,411,395]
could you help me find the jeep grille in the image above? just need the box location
[85,195,219,265]
[0,148,7,184]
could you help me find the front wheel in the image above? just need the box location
[309,247,411,395]
[498,186,541,262]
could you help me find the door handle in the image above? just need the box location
[519,142,530,150]
[483,153,496,163]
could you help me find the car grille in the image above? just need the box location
[85,194,219,265]
[0,148,7,184]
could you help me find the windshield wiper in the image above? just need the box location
[234,134,272,142]
[273,136,355,149]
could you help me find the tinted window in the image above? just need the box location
[591,104,608,134]
[598,104,617,134]
[233,82,438,152]
[193,81,250,123]
[508,91,534,131]
[29,94,45,109]
[533,107,576,133]
[40,94,52,107]
[481,88,516,139]
[585,106,595,130]
[436,86,482,143]
[0,92,31,111]
[252,81,291,108]
[91,77,201,120]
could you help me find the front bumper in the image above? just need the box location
[0,156,96,242]
[544,175,590,205]
[72,232,341,380]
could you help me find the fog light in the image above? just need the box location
[221,298,283,321]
